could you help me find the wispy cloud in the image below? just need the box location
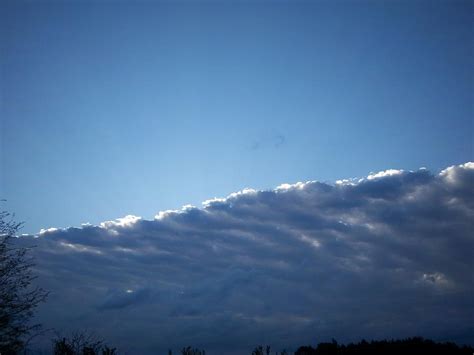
[23,163,474,353]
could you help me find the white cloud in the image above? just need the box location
[20,162,474,353]
[38,227,58,235]
[275,181,309,191]
[367,169,403,180]
[440,162,474,185]
[99,215,141,229]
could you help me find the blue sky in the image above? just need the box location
[1,0,472,233]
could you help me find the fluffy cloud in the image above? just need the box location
[20,163,474,353]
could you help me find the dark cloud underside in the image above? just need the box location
[22,163,474,353]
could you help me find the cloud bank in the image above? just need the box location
[22,163,474,353]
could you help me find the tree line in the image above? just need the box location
[48,337,473,355]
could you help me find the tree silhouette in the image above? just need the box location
[52,331,116,355]
[0,210,47,354]
[252,345,271,355]
[181,346,206,355]
[294,337,473,355]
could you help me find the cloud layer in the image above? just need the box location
[22,163,474,353]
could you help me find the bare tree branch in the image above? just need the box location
[0,210,48,354]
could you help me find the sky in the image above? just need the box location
[1,0,472,234]
[0,0,473,353]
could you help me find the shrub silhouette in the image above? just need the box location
[252,345,271,355]
[180,346,206,355]
[252,345,289,355]
[164,338,473,355]
[52,332,116,355]
[294,337,473,355]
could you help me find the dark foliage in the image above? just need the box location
[52,332,116,355]
[294,337,473,355]
[252,345,271,355]
[252,345,288,355]
[0,210,47,354]
[180,346,206,355]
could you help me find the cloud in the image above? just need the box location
[99,287,152,311]
[21,163,474,353]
